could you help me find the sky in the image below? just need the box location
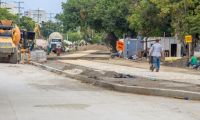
[23,0,66,14]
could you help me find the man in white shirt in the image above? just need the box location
[149,39,163,72]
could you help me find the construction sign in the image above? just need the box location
[116,39,124,51]
[185,35,192,43]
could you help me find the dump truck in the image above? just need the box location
[47,32,64,55]
[0,20,21,63]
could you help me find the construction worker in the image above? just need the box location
[57,44,62,56]
[187,55,199,68]
[149,39,163,72]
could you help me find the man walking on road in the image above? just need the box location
[150,39,163,72]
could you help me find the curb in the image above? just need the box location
[47,56,110,61]
[31,61,200,101]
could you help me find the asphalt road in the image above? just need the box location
[0,63,200,120]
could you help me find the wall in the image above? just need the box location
[124,38,143,58]
[24,9,47,23]
[144,37,182,57]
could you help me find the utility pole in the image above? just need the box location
[46,13,55,33]
[0,0,5,8]
[14,1,24,23]
[37,8,40,23]
[0,0,3,7]
[33,8,42,24]
[47,13,54,22]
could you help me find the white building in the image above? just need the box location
[24,9,47,23]
[143,37,182,57]
[1,3,17,14]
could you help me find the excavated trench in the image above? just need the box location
[42,60,200,93]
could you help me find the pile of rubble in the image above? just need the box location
[163,57,188,68]
[31,50,47,63]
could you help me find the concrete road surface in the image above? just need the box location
[0,63,200,120]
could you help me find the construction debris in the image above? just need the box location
[31,50,47,62]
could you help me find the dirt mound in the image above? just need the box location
[77,44,110,51]
[163,57,188,68]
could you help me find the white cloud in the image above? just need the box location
[22,0,66,13]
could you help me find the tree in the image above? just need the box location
[92,33,105,44]
[128,0,172,37]
[90,0,132,51]
[149,0,200,53]
[41,21,63,38]
[128,0,172,53]
[59,0,133,51]
[19,16,35,31]
[64,32,83,42]
[0,8,35,31]
[0,8,18,22]
[59,0,200,53]
[58,0,96,32]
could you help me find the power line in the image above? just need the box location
[32,8,42,23]
[47,13,55,21]
[32,9,49,24]
[37,8,40,23]
[0,0,5,8]
[0,1,17,13]
[14,1,24,17]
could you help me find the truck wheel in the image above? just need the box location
[9,48,18,64]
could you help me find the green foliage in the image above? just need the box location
[19,16,35,31]
[59,0,133,51]
[0,8,18,22]
[128,0,172,37]
[149,0,200,38]
[59,0,132,35]
[58,0,96,32]
[41,21,63,38]
[0,8,35,31]
[189,13,200,34]
[58,0,200,51]
[64,32,83,42]
[187,3,200,34]
[90,0,132,35]
[91,33,105,44]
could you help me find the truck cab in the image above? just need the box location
[0,20,20,63]
[47,32,64,55]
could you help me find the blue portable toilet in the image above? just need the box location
[124,37,143,58]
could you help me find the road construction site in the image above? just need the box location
[41,60,200,92]
[1,2,200,119]
[28,49,199,101]
[1,28,200,119]
[1,63,200,120]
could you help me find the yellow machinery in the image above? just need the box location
[0,20,21,63]
[34,23,41,39]
[19,30,36,64]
